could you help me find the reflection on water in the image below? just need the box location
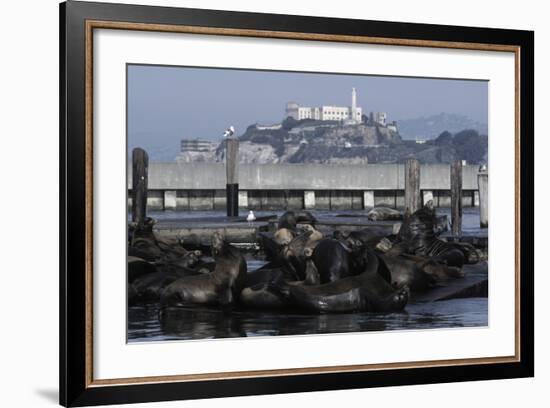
[128,298,488,343]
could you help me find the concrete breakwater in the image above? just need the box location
[127,162,485,211]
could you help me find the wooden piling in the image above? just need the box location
[451,160,463,236]
[478,170,489,228]
[404,159,421,214]
[225,138,239,217]
[131,147,149,227]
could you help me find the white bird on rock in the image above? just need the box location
[223,126,235,138]
[246,210,256,226]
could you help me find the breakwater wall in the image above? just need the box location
[127,162,485,211]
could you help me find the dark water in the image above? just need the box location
[128,208,487,343]
[128,298,487,343]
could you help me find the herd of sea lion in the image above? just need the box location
[128,201,485,315]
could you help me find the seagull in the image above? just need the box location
[246,210,256,226]
[223,126,235,138]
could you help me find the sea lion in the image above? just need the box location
[239,283,289,310]
[294,211,317,225]
[381,255,437,292]
[128,217,161,260]
[127,256,156,284]
[160,232,247,307]
[129,270,188,305]
[277,210,317,230]
[129,257,208,304]
[298,224,323,250]
[367,207,403,221]
[300,255,320,285]
[333,227,390,249]
[239,258,319,310]
[274,228,294,245]
[128,218,202,263]
[279,248,409,314]
[157,250,202,270]
[259,230,313,281]
[128,217,155,243]
[311,238,366,283]
[392,201,466,268]
[245,266,287,288]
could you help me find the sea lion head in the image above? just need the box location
[299,224,314,233]
[347,237,364,253]
[295,211,317,226]
[182,251,200,268]
[274,228,294,245]
[398,201,437,242]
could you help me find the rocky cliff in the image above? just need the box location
[175,118,487,165]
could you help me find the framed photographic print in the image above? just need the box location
[59,0,534,406]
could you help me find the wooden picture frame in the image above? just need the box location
[60,1,534,406]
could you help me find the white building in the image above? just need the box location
[387,121,398,132]
[376,112,387,126]
[180,139,218,153]
[177,139,219,163]
[255,123,282,130]
[285,88,363,123]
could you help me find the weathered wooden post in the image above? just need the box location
[132,147,149,228]
[478,165,489,228]
[225,137,239,217]
[404,159,421,214]
[451,160,463,236]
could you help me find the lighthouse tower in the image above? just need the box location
[351,87,357,123]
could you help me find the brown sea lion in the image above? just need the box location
[298,224,324,250]
[279,248,409,314]
[239,258,319,310]
[259,230,313,281]
[381,255,437,292]
[160,232,247,307]
[274,228,294,245]
[391,201,466,267]
[278,210,317,230]
[333,227,390,249]
[127,256,156,284]
[311,238,367,284]
[367,207,403,221]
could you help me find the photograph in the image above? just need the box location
[55,1,535,406]
[126,65,490,343]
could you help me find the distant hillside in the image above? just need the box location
[165,117,488,165]
[397,113,488,140]
[234,118,402,164]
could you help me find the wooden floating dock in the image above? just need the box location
[154,217,270,244]
[413,262,488,302]
[150,213,491,247]
[267,216,402,234]
[154,215,403,244]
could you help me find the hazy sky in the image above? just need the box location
[128,64,488,148]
